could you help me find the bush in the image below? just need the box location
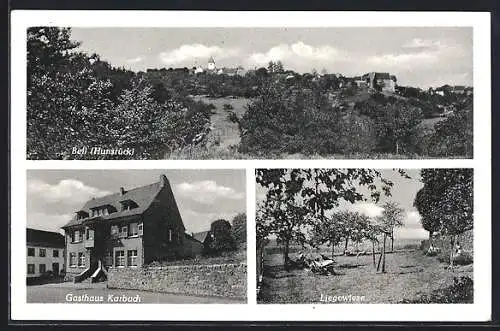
[400,276,473,303]
[223,103,234,110]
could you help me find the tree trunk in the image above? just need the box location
[395,141,400,155]
[331,244,335,259]
[377,247,383,271]
[356,241,359,266]
[372,240,376,268]
[449,235,455,270]
[382,234,387,273]
[391,229,394,252]
[429,231,433,247]
[344,238,349,254]
[284,238,290,271]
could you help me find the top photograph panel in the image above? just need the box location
[26,27,473,160]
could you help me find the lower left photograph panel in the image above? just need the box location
[25,169,247,304]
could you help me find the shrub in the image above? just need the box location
[223,103,234,110]
[400,276,473,303]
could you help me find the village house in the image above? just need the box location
[61,174,199,283]
[26,228,65,282]
[362,72,397,93]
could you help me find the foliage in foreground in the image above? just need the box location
[400,276,473,303]
[27,27,212,159]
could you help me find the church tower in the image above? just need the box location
[207,56,216,71]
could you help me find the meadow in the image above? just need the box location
[258,249,473,304]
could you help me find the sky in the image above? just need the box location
[71,27,472,88]
[256,169,428,240]
[27,169,246,235]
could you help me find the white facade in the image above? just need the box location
[207,58,216,71]
[27,245,65,278]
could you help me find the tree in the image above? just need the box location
[414,169,473,268]
[364,221,383,268]
[309,211,344,258]
[430,104,473,157]
[381,201,405,252]
[207,219,236,254]
[256,168,398,269]
[231,213,247,245]
[267,61,284,74]
[414,188,441,246]
[376,101,423,154]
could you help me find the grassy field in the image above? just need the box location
[192,96,250,148]
[258,250,473,304]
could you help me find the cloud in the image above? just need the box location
[247,41,340,66]
[125,56,144,64]
[180,209,240,233]
[27,212,72,234]
[27,179,111,204]
[345,202,384,218]
[159,44,239,65]
[402,38,445,50]
[175,180,245,204]
[367,52,437,67]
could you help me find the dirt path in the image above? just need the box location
[27,283,245,304]
[192,96,250,149]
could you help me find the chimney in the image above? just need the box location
[159,174,168,187]
[120,187,126,195]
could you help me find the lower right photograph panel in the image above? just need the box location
[255,168,473,304]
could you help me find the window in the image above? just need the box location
[73,230,81,243]
[39,264,46,273]
[111,225,119,237]
[138,223,143,236]
[78,252,85,267]
[120,226,128,238]
[27,264,35,274]
[168,229,172,242]
[86,228,93,240]
[129,223,138,237]
[39,248,46,257]
[104,251,113,267]
[103,208,109,216]
[127,250,138,267]
[53,249,59,258]
[69,253,76,267]
[115,250,125,267]
[27,248,35,257]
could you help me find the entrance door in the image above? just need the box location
[52,263,59,276]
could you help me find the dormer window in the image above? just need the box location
[90,204,116,217]
[119,199,138,212]
[75,210,89,220]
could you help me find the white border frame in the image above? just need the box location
[10,10,491,322]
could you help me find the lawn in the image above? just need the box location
[258,250,473,304]
[192,96,250,148]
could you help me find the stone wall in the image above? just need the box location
[107,263,246,299]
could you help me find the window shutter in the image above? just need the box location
[138,223,143,236]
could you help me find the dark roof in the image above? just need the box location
[62,180,164,228]
[192,231,210,243]
[375,72,391,80]
[27,228,65,248]
[184,232,203,243]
